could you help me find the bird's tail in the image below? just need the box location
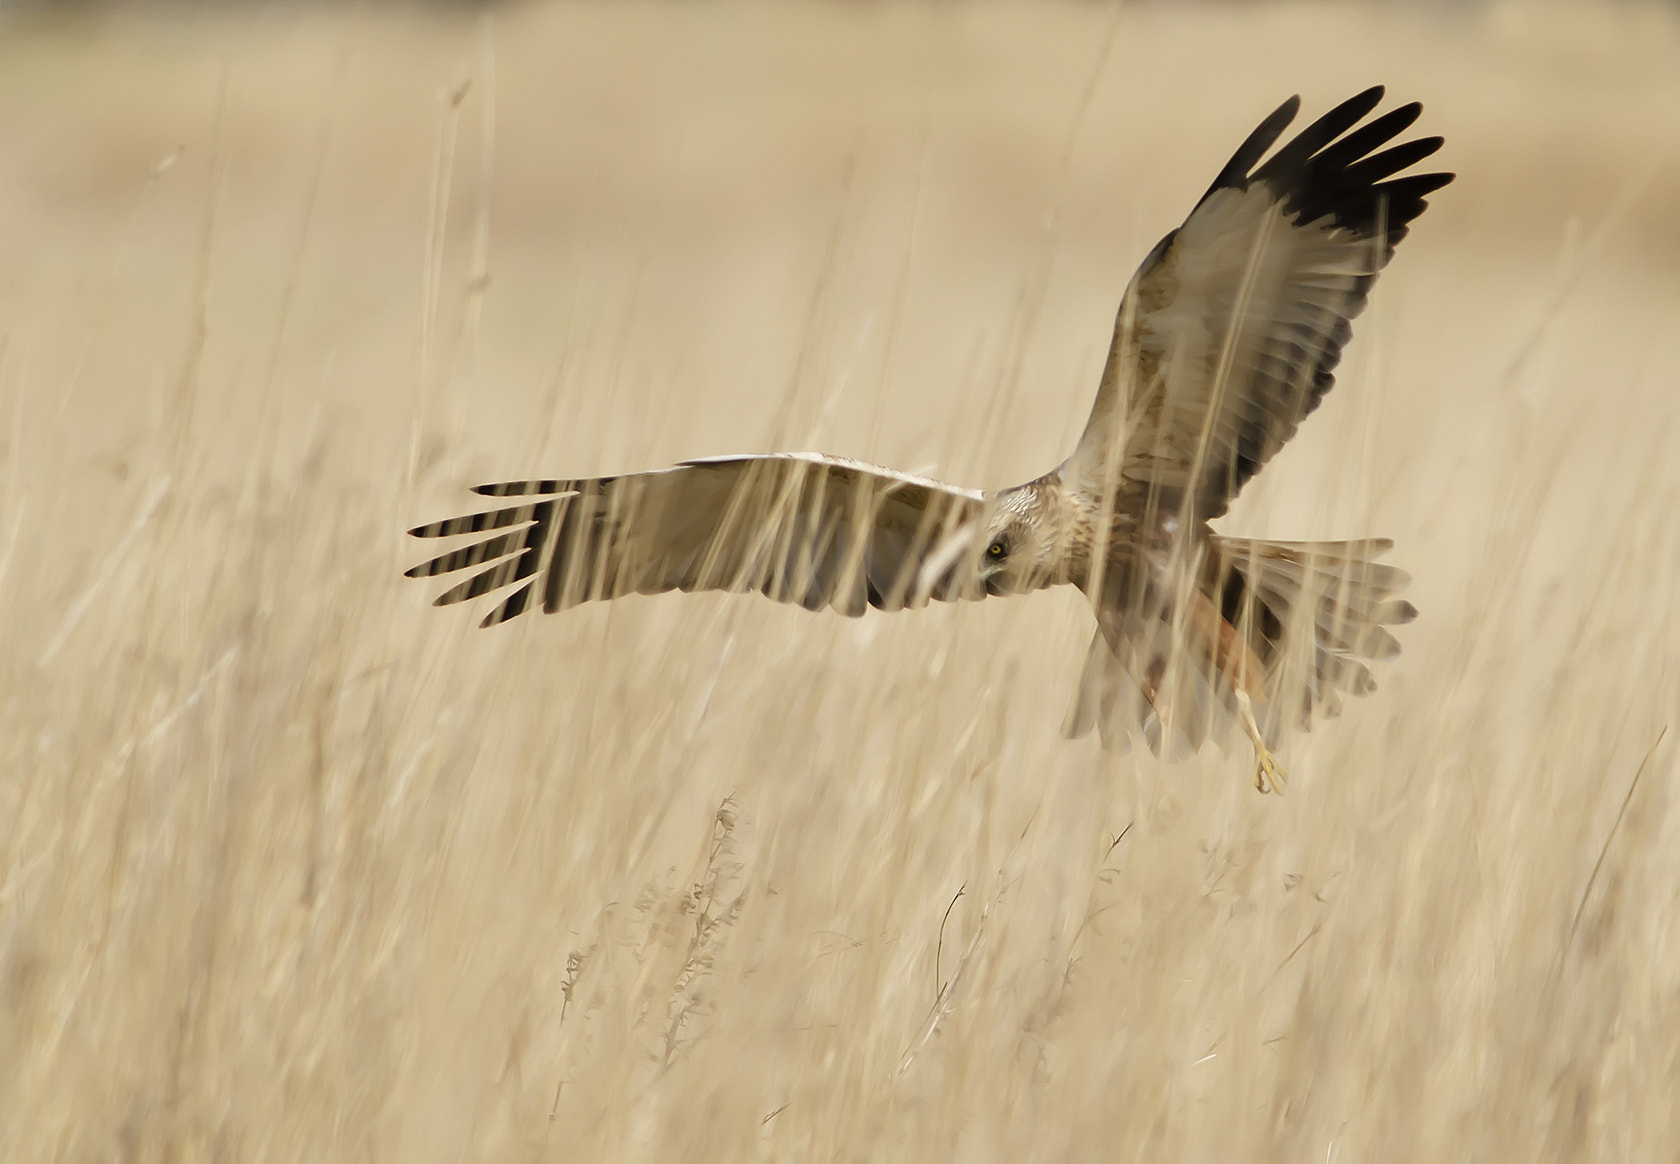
[1064,537,1416,756]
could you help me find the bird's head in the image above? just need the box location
[977,486,1065,595]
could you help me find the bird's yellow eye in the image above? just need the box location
[987,541,1006,559]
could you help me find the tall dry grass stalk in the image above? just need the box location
[1,2,1678,1159]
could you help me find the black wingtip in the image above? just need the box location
[1337,85,1388,127]
[471,480,575,497]
[1203,94,1301,198]
[480,582,536,626]
[1236,88,1455,239]
[1389,100,1423,129]
[1252,87,1389,187]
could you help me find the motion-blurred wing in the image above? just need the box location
[1066,86,1453,522]
[406,453,988,626]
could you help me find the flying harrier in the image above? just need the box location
[407,87,1451,791]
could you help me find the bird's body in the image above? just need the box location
[408,87,1452,789]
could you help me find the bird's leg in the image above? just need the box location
[1234,689,1288,794]
[1183,589,1288,794]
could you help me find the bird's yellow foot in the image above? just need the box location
[1251,742,1289,795]
[1234,690,1288,795]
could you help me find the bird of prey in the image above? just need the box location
[407,86,1451,792]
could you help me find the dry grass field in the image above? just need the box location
[2,1,1679,1159]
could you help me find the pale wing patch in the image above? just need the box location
[1118,187,1383,507]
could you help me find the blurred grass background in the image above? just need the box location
[1,1,1678,1159]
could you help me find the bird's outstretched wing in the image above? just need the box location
[406,453,988,626]
[1065,86,1453,523]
